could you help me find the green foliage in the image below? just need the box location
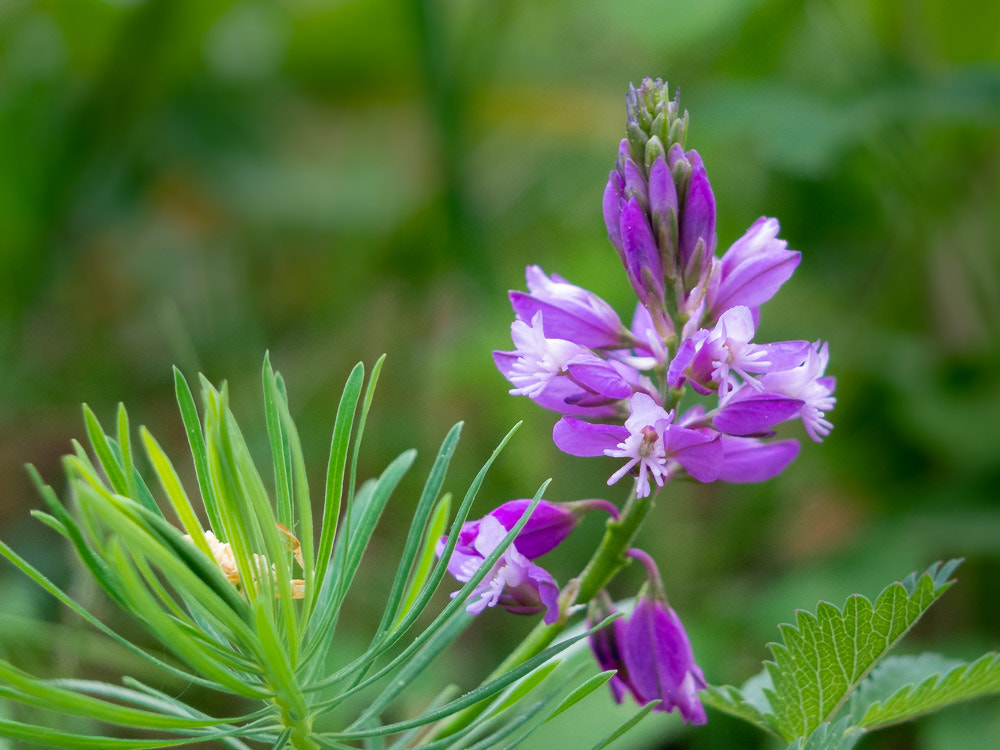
[703,561,1000,749]
[0,358,611,749]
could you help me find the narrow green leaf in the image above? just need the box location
[856,652,1000,730]
[485,660,562,719]
[262,353,293,529]
[587,700,661,750]
[327,615,622,740]
[311,361,364,618]
[82,404,129,496]
[763,560,959,740]
[0,660,242,730]
[545,670,618,723]
[141,427,213,560]
[394,491,452,629]
[385,685,459,749]
[173,367,224,535]
[338,449,417,607]
[377,422,462,636]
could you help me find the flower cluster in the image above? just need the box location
[495,78,835,499]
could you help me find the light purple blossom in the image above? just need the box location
[704,217,800,323]
[495,312,591,399]
[438,515,560,624]
[669,306,810,398]
[759,341,836,441]
[509,266,629,349]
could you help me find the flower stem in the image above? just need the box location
[432,484,650,739]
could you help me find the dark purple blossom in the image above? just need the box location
[438,515,560,624]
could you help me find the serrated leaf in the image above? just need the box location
[847,653,964,719]
[856,652,1000,730]
[763,561,958,740]
[785,718,861,750]
[701,684,778,736]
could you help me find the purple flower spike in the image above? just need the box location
[509,265,628,349]
[705,217,801,322]
[439,515,560,624]
[622,549,707,724]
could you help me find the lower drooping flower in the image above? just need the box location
[622,549,707,724]
[623,592,707,724]
[438,515,560,624]
[553,393,722,498]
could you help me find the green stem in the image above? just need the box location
[432,484,651,738]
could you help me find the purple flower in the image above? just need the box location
[704,217,800,323]
[438,515,560,624]
[509,266,630,349]
[494,312,591,399]
[759,341,836,441]
[624,595,707,724]
[552,393,722,498]
[589,549,707,724]
[668,306,810,398]
[450,499,580,561]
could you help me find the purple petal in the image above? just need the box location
[488,499,578,559]
[552,418,627,457]
[567,357,634,399]
[758,340,811,372]
[619,198,663,302]
[709,217,800,314]
[648,157,678,233]
[603,171,624,253]
[718,436,800,483]
[509,292,622,349]
[679,165,716,269]
[713,394,805,436]
[662,425,722,482]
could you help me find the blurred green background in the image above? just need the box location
[1,0,999,747]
